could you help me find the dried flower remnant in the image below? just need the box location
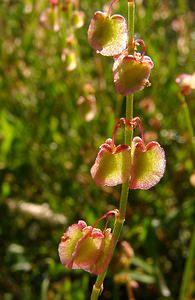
[88,11,128,56]
[176,73,195,96]
[58,218,115,275]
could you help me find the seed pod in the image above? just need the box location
[88,11,128,56]
[71,10,85,29]
[113,53,154,95]
[176,73,195,96]
[91,138,131,186]
[58,220,114,275]
[129,137,166,190]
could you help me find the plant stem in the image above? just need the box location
[179,93,195,300]
[128,0,135,54]
[178,93,195,157]
[90,2,135,299]
[179,229,195,300]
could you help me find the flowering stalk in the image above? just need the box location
[90,1,135,299]
[59,0,165,297]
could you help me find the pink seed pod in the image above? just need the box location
[88,11,128,56]
[91,138,131,186]
[129,137,166,190]
[49,0,59,7]
[113,52,154,96]
[176,73,195,96]
[58,220,114,275]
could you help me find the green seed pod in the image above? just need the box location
[129,137,166,190]
[91,138,131,186]
[71,10,85,29]
[88,11,128,56]
[113,53,154,95]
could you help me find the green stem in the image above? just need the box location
[90,2,135,299]
[128,0,135,54]
[179,93,195,300]
[178,93,195,157]
[179,229,195,300]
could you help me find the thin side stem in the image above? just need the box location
[182,94,194,137]
[178,94,195,156]
[107,0,120,16]
[179,229,195,300]
[90,2,135,299]
[179,93,195,300]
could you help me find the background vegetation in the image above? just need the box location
[0,0,195,299]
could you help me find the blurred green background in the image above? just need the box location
[0,0,195,299]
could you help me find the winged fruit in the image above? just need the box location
[88,11,128,56]
[58,220,114,275]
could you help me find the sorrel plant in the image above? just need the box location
[58,1,166,299]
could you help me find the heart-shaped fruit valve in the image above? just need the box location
[91,118,131,186]
[113,40,154,95]
[88,0,128,56]
[129,117,166,190]
[58,210,117,275]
